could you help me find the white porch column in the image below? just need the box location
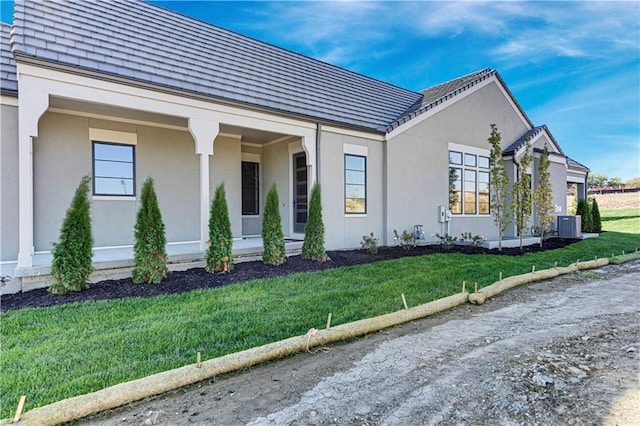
[188,118,219,251]
[16,89,49,268]
[301,132,317,187]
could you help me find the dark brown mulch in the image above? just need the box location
[0,238,579,312]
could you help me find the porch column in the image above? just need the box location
[188,118,219,251]
[301,132,317,187]
[17,89,49,268]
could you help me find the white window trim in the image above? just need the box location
[344,143,368,217]
[448,143,491,216]
[91,128,137,200]
[241,154,261,217]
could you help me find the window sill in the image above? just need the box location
[92,196,136,201]
[242,215,260,218]
[345,214,367,218]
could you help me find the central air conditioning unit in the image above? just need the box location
[557,215,581,237]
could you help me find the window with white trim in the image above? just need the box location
[345,154,366,214]
[93,141,135,196]
[241,161,259,215]
[449,149,490,215]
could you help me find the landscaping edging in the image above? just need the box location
[6,257,616,425]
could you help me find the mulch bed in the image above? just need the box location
[0,238,579,312]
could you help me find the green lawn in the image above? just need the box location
[2,230,639,418]
[601,208,640,233]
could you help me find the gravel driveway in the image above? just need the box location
[81,260,640,425]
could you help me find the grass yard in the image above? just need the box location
[601,208,640,233]
[1,230,639,418]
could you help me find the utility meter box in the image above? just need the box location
[557,215,581,237]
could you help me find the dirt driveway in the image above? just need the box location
[82,260,640,425]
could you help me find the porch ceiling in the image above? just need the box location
[49,96,189,129]
[220,123,290,145]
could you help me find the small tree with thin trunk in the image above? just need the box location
[262,183,286,266]
[49,175,93,294]
[133,177,168,284]
[206,183,233,273]
[488,124,512,251]
[513,139,533,250]
[302,183,329,262]
[590,197,602,232]
[533,144,554,246]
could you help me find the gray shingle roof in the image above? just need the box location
[10,0,423,131]
[567,157,589,172]
[1,22,17,96]
[503,125,565,156]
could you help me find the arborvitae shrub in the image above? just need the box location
[576,198,593,233]
[262,183,286,266]
[49,175,93,294]
[206,183,233,273]
[302,183,329,261]
[590,198,602,232]
[133,177,168,284]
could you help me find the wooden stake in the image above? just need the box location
[401,293,408,310]
[462,281,466,293]
[326,312,332,329]
[196,352,201,368]
[554,261,557,268]
[622,250,625,256]
[474,282,478,293]
[532,265,536,273]
[13,395,26,423]
[499,271,503,280]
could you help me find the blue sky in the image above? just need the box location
[2,1,638,180]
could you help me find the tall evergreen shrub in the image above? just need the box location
[576,198,593,233]
[262,183,286,266]
[591,198,602,232]
[49,175,93,294]
[302,184,329,262]
[206,183,233,273]
[133,177,168,284]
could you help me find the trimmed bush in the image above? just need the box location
[591,198,602,232]
[49,175,93,294]
[133,177,168,284]
[206,183,233,273]
[302,184,329,261]
[576,198,593,233]
[262,183,286,266]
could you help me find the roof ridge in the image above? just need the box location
[417,67,493,94]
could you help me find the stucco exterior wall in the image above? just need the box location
[320,131,384,250]
[1,103,19,261]
[210,135,242,238]
[33,112,204,250]
[386,81,530,242]
[262,140,292,236]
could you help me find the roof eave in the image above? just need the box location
[13,54,387,135]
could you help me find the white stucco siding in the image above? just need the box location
[262,140,292,236]
[386,81,531,242]
[210,135,242,238]
[1,103,19,261]
[320,131,384,250]
[33,112,205,251]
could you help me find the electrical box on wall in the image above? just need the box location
[438,206,446,223]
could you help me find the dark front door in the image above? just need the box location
[293,152,308,233]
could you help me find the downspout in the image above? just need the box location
[315,123,321,184]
